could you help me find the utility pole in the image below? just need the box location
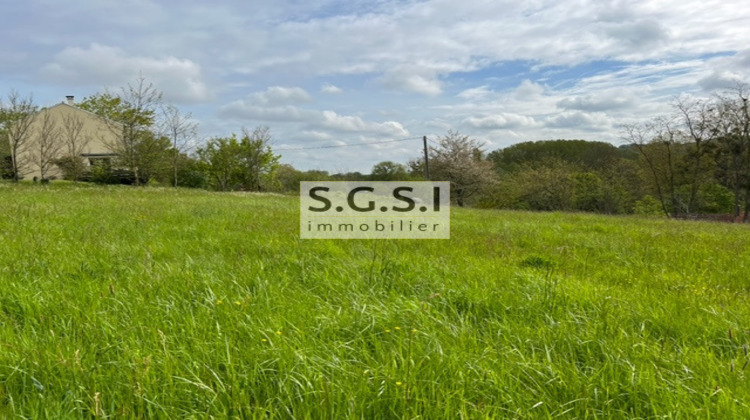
[423,135,430,180]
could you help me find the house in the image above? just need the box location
[11,96,120,181]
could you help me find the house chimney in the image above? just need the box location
[66,95,74,105]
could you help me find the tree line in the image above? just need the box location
[2,79,749,220]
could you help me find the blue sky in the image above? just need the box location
[2,0,749,172]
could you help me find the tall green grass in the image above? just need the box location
[1,182,749,418]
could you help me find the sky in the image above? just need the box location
[2,0,749,173]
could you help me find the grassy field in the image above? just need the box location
[1,182,750,418]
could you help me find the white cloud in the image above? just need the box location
[218,102,317,122]
[698,71,747,91]
[557,94,634,112]
[321,110,409,136]
[251,86,312,105]
[463,113,538,130]
[320,83,343,94]
[219,102,408,137]
[458,86,491,100]
[544,111,611,129]
[379,68,442,96]
[39,44,212,103]
[514,80,545,99]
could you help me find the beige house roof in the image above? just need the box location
[13,97,122,180]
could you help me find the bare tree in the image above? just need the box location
[59,112,91,182]
[0,91,37,181]
[30,110,63,181]
[159,104,197,187]
[712,83,750,221]
[622,118,684,216]
[673,96,720,213]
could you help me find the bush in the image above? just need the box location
[634,195,665,216]
[52,155,87,181]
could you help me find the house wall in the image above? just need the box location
[17,102,121,180]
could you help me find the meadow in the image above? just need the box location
[1,182,749,418]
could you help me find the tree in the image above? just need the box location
[237,126,280,191]
[79,77,162,185]
[414,130,497,206]
[197,127,280,191]
[488,139,626,174]
[0,128,12,179]
[673,96,720,213]
[0,91,37,181]
[159,104,198,187]
[572,171,605,212]
[487,158,576,211]
[133,131,171,183]
[29,109,63,181]
[369,161,410,181]
[197,135,240,191]
[77,92,130,122]
[712,84,750,221]
[57,112,91,182]
[622,118,684,216]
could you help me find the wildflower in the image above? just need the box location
[411,329,417,334]
[385,329,391,333]
[216,300,223,305]
[235,301,241,306]
[396,381,403,386]
[261,338,267,342]
[394,327,401,330]
[276,330,282,335]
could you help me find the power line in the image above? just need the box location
[276,136,422,151]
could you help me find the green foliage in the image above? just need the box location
[170,154,207,188]
[1,91,37,181]
[78,93,130,123]
[572,171,605,212]
[52,155,87,181]
[269,165,334,193]
[485,140,642,214]
[78,79,163,185]
[696,182,736,214]
[78,92,155,127]
[369,161,411,181]
[89,162,117,184]
[488,159,575,211]
[488,139,631,174]
[197,127,280,191]
[2,185,750,417]
[634,195,666,216]
[131,132,172,183]
[0,155,12,179]
[330,171,368,181]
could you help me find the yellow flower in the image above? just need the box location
[276,330,282,335]
[216,300,223,305]
[396,381,403,386]
[385,329,391,333]
[235,301,241,306]
[394,327,401,330]
[411,329,417,334]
